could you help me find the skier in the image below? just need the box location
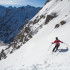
[52,37,63,52]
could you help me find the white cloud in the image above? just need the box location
[0,0,22,5]
[0,0,12,4]
[0,0,43,7]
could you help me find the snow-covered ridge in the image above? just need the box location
[0,0,70,70]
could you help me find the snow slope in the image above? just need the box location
[0,0,70,70]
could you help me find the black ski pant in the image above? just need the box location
[53,45,59,52]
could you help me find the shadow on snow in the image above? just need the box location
[58,47,69,53]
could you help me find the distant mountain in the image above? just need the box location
[0,5,41,43]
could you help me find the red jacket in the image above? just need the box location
[52,39,63,45]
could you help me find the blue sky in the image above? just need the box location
[0,0,47,7]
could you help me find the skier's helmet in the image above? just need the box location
[56,37,58,40]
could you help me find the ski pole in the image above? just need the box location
[63,42,70,47]
[48,43,52,51]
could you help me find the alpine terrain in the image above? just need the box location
[0,0,70,70]
[0,5,41,43]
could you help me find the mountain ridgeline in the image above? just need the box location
[0,5,41,44]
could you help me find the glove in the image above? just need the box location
[62,42,63,43]
[52,42,53,44]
